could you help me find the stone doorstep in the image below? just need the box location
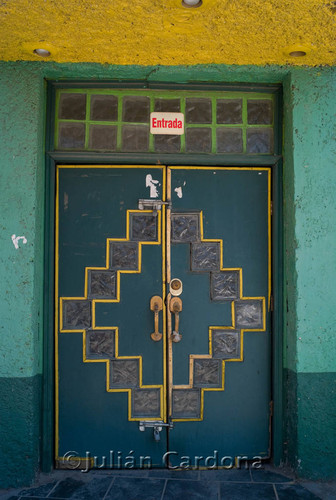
[0,467,335,500]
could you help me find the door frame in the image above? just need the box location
[42,80,283,471]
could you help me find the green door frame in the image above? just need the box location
[42,80,283,471]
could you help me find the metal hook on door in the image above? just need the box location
[153,427,161,441]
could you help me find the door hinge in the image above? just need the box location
[270,295,274,311]
[270,201,273,215]
[269,400,273,417]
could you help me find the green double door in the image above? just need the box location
[56,165,271,469]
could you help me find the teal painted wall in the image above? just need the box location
[0,65,45,487]
[292,68,336,374]
[0,61,335,487]
[287,67,336,480]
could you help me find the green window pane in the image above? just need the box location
[247,100,273,125]
[58,93,86,120]
[216,99,242,124]
[89,125,117,150]
[122,96,150,123]
[58,122,85,149]
[216,128,243,153]
[122,125,149,152]
[90,95,118,121]
[154,99,181,112]
[185,98,212,124]
[246,128,273,153]
[186,128,212,153]
[154,135,181,153]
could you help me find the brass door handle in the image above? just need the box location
[150,296,163,341]
[170,297,182,343]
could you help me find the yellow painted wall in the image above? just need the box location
[0,0,335,66]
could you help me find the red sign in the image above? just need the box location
[150,112,184,135]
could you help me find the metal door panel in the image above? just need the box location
[168,167,271,460]
[55,164,271,468]
[56,166,167,467]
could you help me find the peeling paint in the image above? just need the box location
[146,174,160,198]
[64,192,68,211]
[11,234,27,249]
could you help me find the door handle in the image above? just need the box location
[170,297,182,343]
[150,296,163,341]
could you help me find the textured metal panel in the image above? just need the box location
[86,330,115,359]
[130,213,157,242]
[171,213,200,243]
[132,388,161,418]
[88,270,116,299]
[235,300,263,329]
[191,242,220,271]
[172,389,201,418]
[193,358,222,388]
[110,359,139,388]
[212,329,241,359]
[210,271,240,301]
[110,241,138,270]
[63,300,91,329]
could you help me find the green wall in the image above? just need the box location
[0,65,45,487]
[0,61,335,487]
[285,67,336,479]
[293,69,336,374]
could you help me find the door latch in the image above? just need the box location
[139,421,173,442]
[138,199,171,211]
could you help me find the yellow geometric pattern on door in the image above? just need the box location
[59,207,266,423]
[59,209,164,422]
[169,210,266,421]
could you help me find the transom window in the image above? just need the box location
[55,89,275,154]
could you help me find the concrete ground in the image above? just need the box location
[1,466,335,500]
